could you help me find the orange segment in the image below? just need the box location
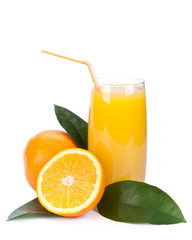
[36,148,105,217]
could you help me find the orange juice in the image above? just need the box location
[88,81,147,186]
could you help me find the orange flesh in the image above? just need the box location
[40,153,97,209]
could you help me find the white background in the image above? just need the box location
[0,0,192,239]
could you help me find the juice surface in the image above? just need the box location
[88,85,147,186]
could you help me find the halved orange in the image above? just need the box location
[36,148,105,217]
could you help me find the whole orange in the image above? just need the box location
[23,130,77,191]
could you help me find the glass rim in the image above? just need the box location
[95,76,145,87]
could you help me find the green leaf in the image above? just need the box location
[97,181,186,225]
[54,105,88,149]
[7,198,53,221]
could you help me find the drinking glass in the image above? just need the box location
[88,77,147,186]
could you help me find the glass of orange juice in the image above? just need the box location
[88,77,147,186]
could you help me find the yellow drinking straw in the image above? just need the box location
[41,50,99,90]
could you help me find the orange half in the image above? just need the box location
[36,148,105,217]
